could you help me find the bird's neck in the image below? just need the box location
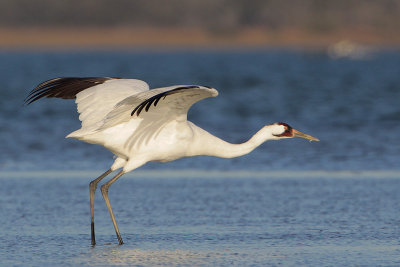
[190,125,277,159]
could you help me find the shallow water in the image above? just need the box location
[1,174,400,266]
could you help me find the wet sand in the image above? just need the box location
[1,27,399,50]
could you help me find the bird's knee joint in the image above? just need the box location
[100,184,109,194]
[89,181,97,190]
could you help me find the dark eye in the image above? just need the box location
[275,122,293,137]
[280,128,292,137]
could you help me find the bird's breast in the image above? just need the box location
[114,120,194,161]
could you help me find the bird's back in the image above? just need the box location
[26,77,219,164]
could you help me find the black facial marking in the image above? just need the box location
[274,122,293,137]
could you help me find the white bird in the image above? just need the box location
[25,77,319,245]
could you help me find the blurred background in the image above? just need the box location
[1,0,400,49]
[0,0,399,172]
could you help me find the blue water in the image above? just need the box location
[1,49,400,171]
[1,49,400,266]
[1,175,400,266]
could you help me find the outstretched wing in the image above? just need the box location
[100,85,218,130]
[25,77,112,103]
[25,77,150,129]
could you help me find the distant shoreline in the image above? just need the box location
[1,27,399,50]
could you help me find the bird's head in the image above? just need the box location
[269,122,319,141]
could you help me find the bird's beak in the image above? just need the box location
[292,129,319,141]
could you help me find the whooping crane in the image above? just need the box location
[25,77,319,245]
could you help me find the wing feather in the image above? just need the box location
[25,77,112,103]
[26,78,218,146]
[26,77,150,130]
[99,85,218,130]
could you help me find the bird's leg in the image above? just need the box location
[100,170,125,245]
[90,168,113,246]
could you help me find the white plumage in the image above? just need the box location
[71,78,149,131]
[26,77,319,245]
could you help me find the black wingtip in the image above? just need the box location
[25,77,113,105]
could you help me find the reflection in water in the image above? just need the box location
[78,248,216,266]
[74,244,400,266]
